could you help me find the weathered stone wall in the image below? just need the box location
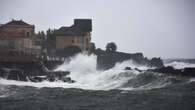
[56,34,91,52]
[94,49,164,70]
[0,61,47,76]
[0,25,34,40]
[56,36,74,50]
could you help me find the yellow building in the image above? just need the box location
[54,19,92,52]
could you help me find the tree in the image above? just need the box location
[56,46,81,57]
[90,42,96,52]
[150,57,164,67]
[46,29,56,54]
[106,42,117,52]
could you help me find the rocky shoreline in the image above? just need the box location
[0,51,195,83]
[0,61,74,83]
[94,48,164,70]
[94,49,195,77]
[148,66,195,77]
[125,66,195,77]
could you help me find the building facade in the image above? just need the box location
[0,19,35,40]
[0,19,40,54]
[54,19,92,53]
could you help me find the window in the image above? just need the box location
[86,38,88,45]
[77,37,79,43]
[26,32,30,37]
[82,37,84,44]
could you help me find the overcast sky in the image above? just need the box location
[0,0,195,58]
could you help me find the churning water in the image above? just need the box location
[0,54,170,90]
[0,54,195,110]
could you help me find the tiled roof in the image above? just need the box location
[55,26,87,36]
[5,20,31,26]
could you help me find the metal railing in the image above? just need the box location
[0,49,66,62]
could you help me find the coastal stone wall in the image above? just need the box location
[94,49,164,70]
[0,61,47,76]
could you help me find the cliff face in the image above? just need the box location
[94,49,164,70]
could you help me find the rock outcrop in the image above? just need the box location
[124,66,195,77]
[148,66,195,77]
[0,61,74,83]
[0,68,27,81]
[94,48,164,70]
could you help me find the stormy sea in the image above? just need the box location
[0,54,195,110]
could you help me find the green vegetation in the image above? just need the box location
[106,42,117,52]
[56,46,81,57]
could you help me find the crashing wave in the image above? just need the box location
[0,54,190,91]
[165,61,195,69]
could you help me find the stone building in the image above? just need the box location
[0,19,40,54]
[0,19,35,40]
[54,19,92,53]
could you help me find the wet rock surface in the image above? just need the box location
[94,49,164,70]
[124,66,195,77]
[149,66,195,77]
[0,61,74,83]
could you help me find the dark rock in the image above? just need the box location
[47,71,70,80]
[29,76,47,82]
[125,67,132,70]
[28,72,73,83]
[62,77,71,82]
[94,48,164,70]
[47,73,55,82]
[135,68,142,72]
[0,68,28,81]
[149,57,164,68]
[69,80,76,83]
[0,68,8,78]
[0,61,47,77]
[149,66,195,77]
[183,68,195,76]
[0,61,74,83]
[7,69,27,81]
